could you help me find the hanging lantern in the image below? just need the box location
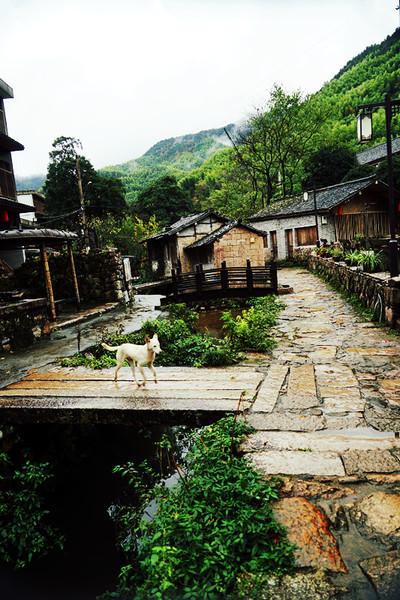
[357,112,373,143]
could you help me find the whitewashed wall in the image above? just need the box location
[250,214,336,259]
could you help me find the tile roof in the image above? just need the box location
[356,137,400,166]
[251,176,381,221]
[185,221,264,249]
[0,228,78,243]
[145,210,228,241]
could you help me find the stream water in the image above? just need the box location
[0,423,190,600]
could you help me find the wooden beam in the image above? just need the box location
[40,242,56,321]
[67,240,81,310]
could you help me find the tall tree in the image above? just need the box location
[43,136,126,231]
[302,144,357,189]
[227,86,327,209]
[133,175,193,226]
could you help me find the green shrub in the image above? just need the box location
[221,296,283,353]
[330,247,344,262]
[344,250,361,266]
[62,297,282,370]
[105,417,295,599]
[356,250,384,273]
[0,453,64,569]
[62,311,242,369]
[165,303,199,330]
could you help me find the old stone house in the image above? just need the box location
[249,176,395,260]
[146,210,268,276]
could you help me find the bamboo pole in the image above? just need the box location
[67,241,81,310]
[40,243,56,322]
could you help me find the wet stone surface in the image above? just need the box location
[242,268,400,599]
[359,551,400,599]
[273,497,347,573]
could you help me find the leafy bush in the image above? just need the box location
[62,311,241,369]
[104,417,295,599]
[62,297,282,371]
[0,453,64,569]
[355,249,384,273]
[344,250,361,266]
[221,296,284,352]
[164,303,199,330]
[330,247,344,262]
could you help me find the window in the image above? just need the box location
[295,226,317,246]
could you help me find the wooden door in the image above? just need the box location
[285,229,293,258]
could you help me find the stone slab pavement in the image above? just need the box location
[241,267,400,599]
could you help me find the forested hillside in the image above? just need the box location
[19,29,400,217]
[102,28,399,214]
[317,28,400,148]
[101,124,235,203]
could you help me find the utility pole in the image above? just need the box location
[396,0,400,29]
[76,156,90,250]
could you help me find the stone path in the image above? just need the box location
[244,267,400,477]
[242,268,400,599]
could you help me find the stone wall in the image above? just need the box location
[213,227,266,267]
[79,249,134,303]
[12,248,134,305]
[0,298,48,351]
[294,249,400,329]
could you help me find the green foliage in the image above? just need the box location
[105,417,294,599]
[353,249,384,273]
[0,453,64,569]
[62,297,282,371]
[302,144,357,189]
[62,306,242,370]
[133,175,193,226]
[100,125,235,205]
[89,214,159,275]
[317,246,384,273]
[44,136,127,230]
[330,247,345,262]
[221,296,284,352]
[227,86,328,209]
[180,148,254,220]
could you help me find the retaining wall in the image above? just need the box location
[0,298,48,351]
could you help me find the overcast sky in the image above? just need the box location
[1,0,398,176]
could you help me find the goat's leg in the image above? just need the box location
[114,361,123,382]
[127,358,141,386]
[139,365,147,386]
[150,363,158,383]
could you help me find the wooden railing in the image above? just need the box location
[162,260,278,304]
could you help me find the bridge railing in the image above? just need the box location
[169,260,278,300]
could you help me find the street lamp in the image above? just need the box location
[357,112,373,143]
[356,94,400,277]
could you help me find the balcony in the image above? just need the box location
[0,165,17,200]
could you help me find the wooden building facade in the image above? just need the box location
[250,176,397,260]
[146,211,268,277]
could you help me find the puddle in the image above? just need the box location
[196,308,241,338]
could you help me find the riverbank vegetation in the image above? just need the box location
[61,296,284,370]
[0,452,64,569]
[102,417,295,599]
